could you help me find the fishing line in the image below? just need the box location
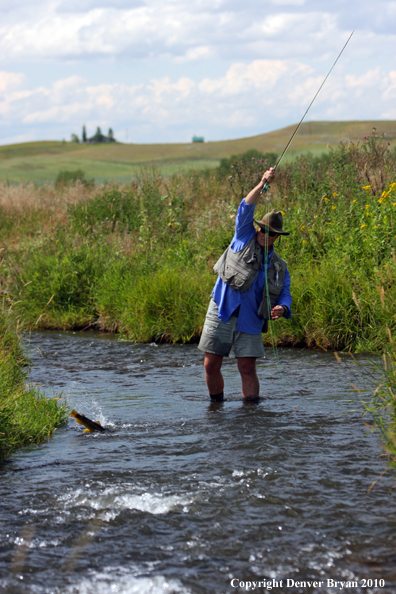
[249,32,354,393]
[262,196,289,396]
[261,30,354,193]
[239,29,355,222]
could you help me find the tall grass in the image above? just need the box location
[353,347,396,472]
[0,306,68,460]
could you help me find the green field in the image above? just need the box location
[1,120,395,182]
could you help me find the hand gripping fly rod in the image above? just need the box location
[261,30,354,193]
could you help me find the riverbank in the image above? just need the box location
[0,307,67,460]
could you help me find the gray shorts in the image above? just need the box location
[198,299,265,358]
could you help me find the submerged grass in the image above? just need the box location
[0,306,68,461]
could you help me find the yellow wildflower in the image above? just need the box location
[281,210,285,215]
[374,226,378,229]
[336,237,340,241]
[362,185,371,190]
[361,224,366,229]
[324,197,329,202]
[300,225,305,231]
[331,205,336,210]
[333,192,338,197]
[365,205,370,209]
[353,199,357,203]
[302,240,307,244]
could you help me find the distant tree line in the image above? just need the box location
[71,125,117,144]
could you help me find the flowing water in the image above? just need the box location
[1,331,395,594]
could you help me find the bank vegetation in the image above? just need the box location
[0,306,67,460]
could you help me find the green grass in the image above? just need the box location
[0,307,68,461]
[0,141,87,160]
[0,155,220,183]
[356,349,396,472]
[1,120,395,182]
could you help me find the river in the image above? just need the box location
[0,331,395,594]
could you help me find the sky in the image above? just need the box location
[0,0,395,146]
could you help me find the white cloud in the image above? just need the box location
[0,1,394,63]
[0,0,394,144]
[0,70,25,93]
[1,58,395,144]
[270,0,306,5]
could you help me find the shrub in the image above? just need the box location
[217,150,278,195]
[218,150,278,178]
[68,186,141,235]
[55,169,93,189]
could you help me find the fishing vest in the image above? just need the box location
[213,236,287,326]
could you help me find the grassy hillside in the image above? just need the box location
[0,120,395,182]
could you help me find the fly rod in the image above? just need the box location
[261,30,354,193]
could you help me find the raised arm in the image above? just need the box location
[245,167,276,205]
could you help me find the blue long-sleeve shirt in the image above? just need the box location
[211,198,292,335]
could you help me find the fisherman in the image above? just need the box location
[198,167,292,402]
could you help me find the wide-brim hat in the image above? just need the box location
[254,209,290,236]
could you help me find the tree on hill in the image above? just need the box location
[86,126,116,143]
[82,125,87,143]
[92,127,103,142]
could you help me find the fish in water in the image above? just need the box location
[70,409,106,433]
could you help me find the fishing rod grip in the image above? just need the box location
[260,183,270,195]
